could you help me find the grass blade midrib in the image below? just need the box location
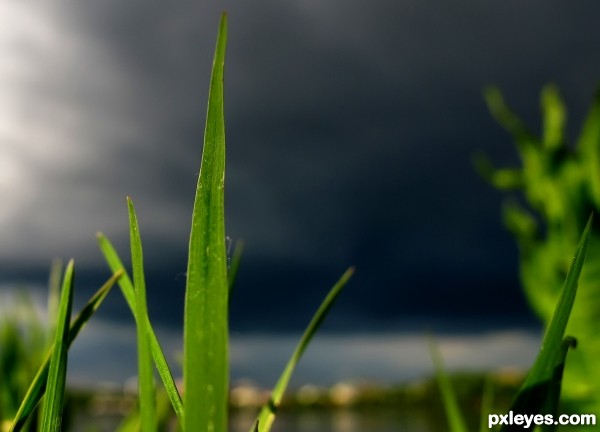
[183,12,229,432]
[40,260,74,432]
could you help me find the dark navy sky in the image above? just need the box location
[3,0,600,337]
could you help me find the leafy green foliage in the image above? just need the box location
[9,271,122,432]
[477,84,600,407]
[0,297,47,430]
[0,261,64,431]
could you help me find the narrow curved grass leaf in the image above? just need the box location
[127,197,157,432]
[9,270,122,432]
[501,215,592,431]
[40,259,74,432]
[96,232,183,420]
[183,13,228,432]
[428,335,468,432]
[254,267,354,432]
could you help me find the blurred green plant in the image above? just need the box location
[7,271,121,432]
[476,85,600,409]
[0,261,62,431]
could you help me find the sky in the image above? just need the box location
[2,0,600,386]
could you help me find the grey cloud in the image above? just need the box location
[66,317,541,387]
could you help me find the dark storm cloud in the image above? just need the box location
[2,1,600,328]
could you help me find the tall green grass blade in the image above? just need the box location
[254,267,354,432]
[183,13,228,432]
[96,232,183,420]
[9,270,122,432]
[500,215,592,431]
[127,197,157,432]
[228,239,244,295]
[428,336,468,432]
[40,259,74,432]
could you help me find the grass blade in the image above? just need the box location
[9,270,122,432]
[127,197,157,432]
[96,232,183,420]
[40,260,74,432]
[183,12,228,432]
[254,267,354,432]
[500,215,592,431]
[428,335,468,432]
